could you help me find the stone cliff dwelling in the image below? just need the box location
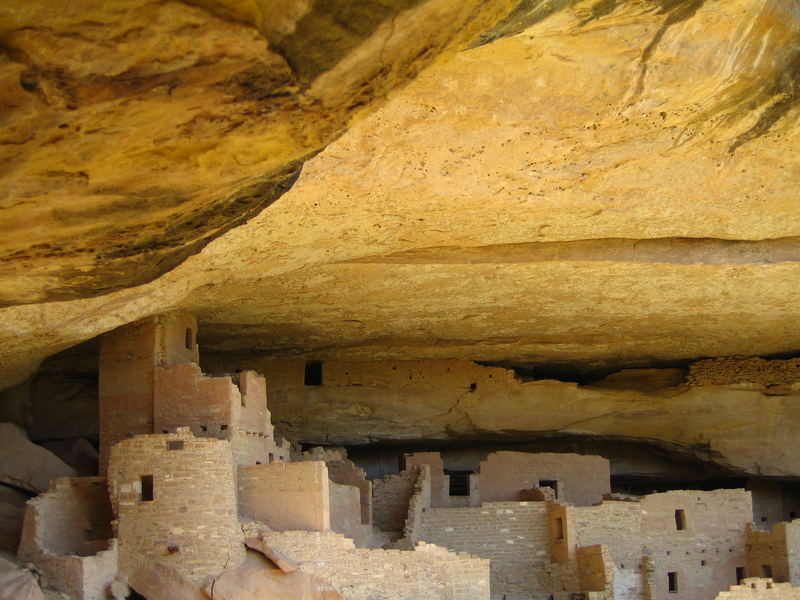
[1,1,800,599]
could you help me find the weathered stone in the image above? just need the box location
[0,484,29,552]
[0,568,45,600]
[38,440,98,478]
[0,424,75,493]
[206,549,346,600]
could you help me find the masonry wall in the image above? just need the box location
[745,520,800,585]
[405,452,450,508]
[99,319,158,473]
[327,460,372,525]
[108,429,245,582]
[577,544,615,599]
[641,490,752,600]
[238,461,330,531]
[17,477,116,600]
[419,501,581,599]
[714,578,800,599]
[260,530,490,600]
[479,451,611,506]
[330,481,365,545]
[373,468,419,533]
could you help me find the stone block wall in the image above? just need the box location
[686,357,800,387]
[373,467,419,533]
[260,530,490,600]
[238,461,330,532]
[478,451,611,506]
[640,490,752,600]
[17,477,116,600]
[405,452,450,508]
[108,429,245,583]
[418,501,581,598]
[745,519,800,585]
[714,578,800,599]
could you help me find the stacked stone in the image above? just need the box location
[686,357,800,386]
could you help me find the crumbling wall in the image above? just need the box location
[17,477,116,600]
[260,530,490,600]
[714,578,800,599]
[745,520,800,585]
[686,357,800,387]
[404,452,449,508]
[578,544,615,599]
[108,429,245,583]
[373,468,418,533]
[298,448,372,525]
[478,451,611,506]
[238,461,330,532]
[419,501,580,598]
[640,490,752,600]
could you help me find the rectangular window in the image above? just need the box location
[667,572,678,593]
[446,471,471,496]
[304,361,323,386]
[675,509,686,530]
[185,327,193,350]
[140,475,154,502]
[539,480,558,499]
[736,567,746,584]
[166,441,184,451]
[790,511,798,520]
[555,517,564,541]
[269,453,275,463]
[762,564,773,578]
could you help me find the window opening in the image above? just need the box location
[762,564,773,578]
[791,511,798,520]
[446,470,471,496]
[304,361,323,386]
[736,567,746,584]
[539,480,558,499]
[140,475,154,502]
[667,572,678,593]
[269,453,275,463]
[185,328,193,350]
[675,509,686,530]
[166,441,183,451]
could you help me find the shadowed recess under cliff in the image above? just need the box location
[343,237,800,265]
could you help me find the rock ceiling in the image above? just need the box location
[1,0,800,390]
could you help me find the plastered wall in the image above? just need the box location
[238,461,330,532]
[108,429,245,582]
[478,451,611,506]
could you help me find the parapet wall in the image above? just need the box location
[687,357,800,387]
[260,530,490,600]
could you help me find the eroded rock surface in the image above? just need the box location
[0,423,76,493]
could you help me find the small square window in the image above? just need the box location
[167,441,184,451]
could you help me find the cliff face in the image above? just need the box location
[1,1,799,470]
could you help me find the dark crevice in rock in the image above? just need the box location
[471,0,580,47]
[343,236,800,266]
